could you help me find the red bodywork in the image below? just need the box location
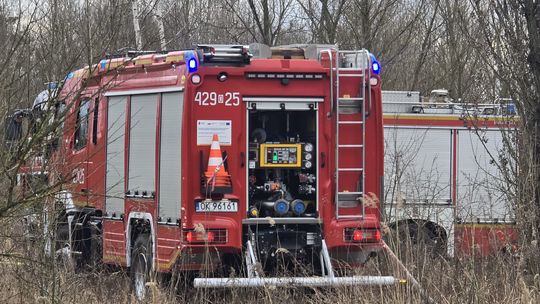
[455,223,518,257]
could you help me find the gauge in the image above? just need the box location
[304,153,312,160]
[304,161,312,169]
[304,143,313,152]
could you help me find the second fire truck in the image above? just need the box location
[382,90,518,257]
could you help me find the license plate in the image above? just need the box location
[196,200,238,212]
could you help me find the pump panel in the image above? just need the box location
[247,108,317,218]
[260,144,302,167]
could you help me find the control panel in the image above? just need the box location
[260,144,302,167]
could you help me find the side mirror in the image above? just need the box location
[5,113,23,141]
[5,110,31,142]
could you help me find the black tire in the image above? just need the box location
[55,224,70,251]
[88,224,102,269]
[395,222,446,261]
[130,234,153,301]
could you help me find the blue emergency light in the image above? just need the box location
[370,53,381,75]
[186,51,198,73]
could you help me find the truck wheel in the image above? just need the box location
[397,222,445,259]
[130,234,152,301]
[88,224,102,269]
[55,224,76,271]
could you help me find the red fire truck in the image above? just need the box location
[382,90,518,257]
[8,44,401,297]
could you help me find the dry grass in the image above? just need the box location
[0,218,537,303]
[1,236,539,304]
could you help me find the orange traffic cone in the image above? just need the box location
[205,134,231,189]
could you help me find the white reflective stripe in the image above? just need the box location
[243,97,324,103]
[208,157,222,166]
[104,86,184,96]
[210,141,220,150]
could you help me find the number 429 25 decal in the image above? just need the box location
[195,91,241,106]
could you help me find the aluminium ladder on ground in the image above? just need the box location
[193,238,401,288]
[334,50,371,219]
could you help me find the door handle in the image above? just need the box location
[240,152,245,168]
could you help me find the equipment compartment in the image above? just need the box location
[247,110,317,218]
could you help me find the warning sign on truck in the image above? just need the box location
[197,120,232,146]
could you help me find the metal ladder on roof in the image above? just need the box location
[335,50,371,219]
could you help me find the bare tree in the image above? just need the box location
[466,0,540,284]
[297,0,347,44]
[409,0,442,91]
[0,1,146,301]
[223,0,298,45]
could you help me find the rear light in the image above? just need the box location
[207,231,215,242]
[186,231,194,242]
[353,229,362,241]
[375,229,381,241]
[183,229,227,244]
[344,228,381,243]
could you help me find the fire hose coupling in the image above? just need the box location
[268,199,307,217]
[274,199,290,216]
[291,199,306,216]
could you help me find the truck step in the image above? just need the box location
[338,191,363,195]
[338,120,363,124]
[338,97,364,101]
[338,144,363,148]
[337,74,365,77]
[334,214,364,219]
[338,168,364,172]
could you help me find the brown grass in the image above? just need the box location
[1,235,538,304]
[0,218,537,303]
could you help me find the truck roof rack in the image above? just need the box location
[275,44,337,60]
[249,44,337,60]
[196,44,251,65]
[103,49,166,59]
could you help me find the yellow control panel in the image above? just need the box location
[259,143,302,168]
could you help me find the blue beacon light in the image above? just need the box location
[370,53,381,75]
[186,51,198,73]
